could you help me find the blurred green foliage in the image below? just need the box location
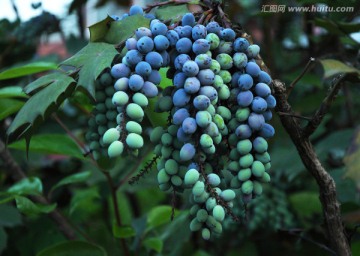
[0,0,359,255]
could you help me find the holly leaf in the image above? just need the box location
[24,72,74,95]
[0,62,57,80]
[89,15,114,43]
[319,59,360,79]
[104,14,150,44]
[155,4,189,22]
[60,43,118,99]
[6,73,76,144]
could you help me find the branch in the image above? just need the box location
[286,57,316,98]
[0,139,77,240]
[303,74,347,137]
[272,79,351,256]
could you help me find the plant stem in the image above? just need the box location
[0,139,77,240]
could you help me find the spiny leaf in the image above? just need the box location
[0,62,58,80]
[319,59,360,79]
[0,98,24,121]
[6,74,76,143]
[89,15,114,43]
[155,4,189,22]
[8,134,84,159]
[0,86,27,98]
[60,43,118,99]
[24,72,74,95]
[104,14,150,44]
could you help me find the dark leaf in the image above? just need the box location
[104,14,150,44]
[60,43,118,99]
[6,74,76,143]
[113,224,136,238]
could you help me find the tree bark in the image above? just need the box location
[272,80,351,256]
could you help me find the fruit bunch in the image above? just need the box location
[86,6,276,240]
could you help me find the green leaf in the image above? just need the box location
[144,68,171,127]
[8,134,84,159]
[155,4,189,22]
[15,196,56,215]
[61,43,118,99]
[0,62,58,80]
[143,237,163,253]
[158,68,172,90]
[8,177,43,196]
[104,14,150,44]
[51,171,91,192]
[24,72,73,95]
[0,98,24,121]
[89,15,115,42]
[146,205,179,231]
[70,187,100,216]
[289,192,322,222]
[36,241,107,256]
[0,227,7,253]
[113,224,136,238]
[0,86,28,98]
[6,74,76,143]
[319,59,360,79]
[0,204,22,227]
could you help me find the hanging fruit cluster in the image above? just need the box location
[86,4,276,240]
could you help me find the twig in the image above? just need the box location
[272,79,351,256]
[52,113,88,154]
[288,229,337,255]
[303,74,347,137]
[103,171,130,256]
[144,0,191,13]
[198,163,239,221]
[286,57,316,98]
[277,112,312,121]
[171,188,176,221]
[217,5,231,28]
